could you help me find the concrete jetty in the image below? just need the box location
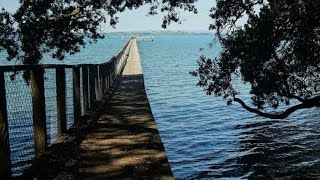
[20,38,173,179]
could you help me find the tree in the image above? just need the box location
[191,0,320,119]
[2,0,319,119]
[0,0,197,64]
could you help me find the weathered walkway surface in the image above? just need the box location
[17,39,173,180]
[53,39,173,179]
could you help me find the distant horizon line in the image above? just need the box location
[102,30,214,35]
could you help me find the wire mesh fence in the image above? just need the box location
[44,69,58,145]
[0,38,132,177]
[5,71,35,176]
[65,68,74,130]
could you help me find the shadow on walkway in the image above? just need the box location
[20,74,173,179]
[73,74,173,179]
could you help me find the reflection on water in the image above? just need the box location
[194,111,320,179]
[138,35,320,179]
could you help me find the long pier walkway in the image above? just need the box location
[71,39,173,179]
[18,39,173,179]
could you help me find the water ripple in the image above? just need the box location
[139,35,320,179]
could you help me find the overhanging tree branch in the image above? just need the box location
[234,96,320,119]
[192,0,320,119]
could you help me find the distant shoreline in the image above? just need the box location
[105,31,213,35]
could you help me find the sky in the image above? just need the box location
[0,0,215,32]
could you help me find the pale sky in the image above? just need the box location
[0,0,215,32]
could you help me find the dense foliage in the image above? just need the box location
[0,0,197,64]
[192,0,320,118]
[1,0,319,118]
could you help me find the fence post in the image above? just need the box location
[112,60,116,82]
[99,65,105,96]
[56,67,67,134]
[73,66,81,124]
[104,65,108,92]
[110,61,114,86]
[96,65,101,100]
[0,71,12,179]
[107,64,111,90]
[117,51,122,73]
[30,67,47,157]
[89,65,96,107]
[82,66,89,113]
[94,65,100,101]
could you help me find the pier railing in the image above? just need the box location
[0,38,132,178]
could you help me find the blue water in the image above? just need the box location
[138,35,320,179]
[1,35,320,179]
[0,35,125,65]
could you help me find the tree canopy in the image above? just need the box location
[0,0,197,64]
[1,0,320,119]
[192,0,320,119]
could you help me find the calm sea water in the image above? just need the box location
[137,35,320,179]
[1,35,320,179]
[0,35,125,65]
